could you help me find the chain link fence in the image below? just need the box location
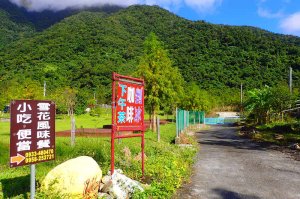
[176,108,205,137]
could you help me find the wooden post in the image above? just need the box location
[71,115,75,146]
[157,116,160,142]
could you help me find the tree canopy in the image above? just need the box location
[1,5,300,112]
[136,32,184,130]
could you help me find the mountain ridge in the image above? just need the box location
[1,4,300,104]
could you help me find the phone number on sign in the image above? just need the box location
[25,149,54,163]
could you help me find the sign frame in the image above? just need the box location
[10,100,55,168]
[111,72,145,176]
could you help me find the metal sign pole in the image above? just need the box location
[111,74,116,176]
[111,72,145,177]
[30,164,35,199]
[141,131,145,178]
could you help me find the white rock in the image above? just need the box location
[105,169,144,199]
[102,175,111,184]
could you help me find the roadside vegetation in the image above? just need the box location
[241,85,300,145]
[0,30,203,199]
[0,112,197,198]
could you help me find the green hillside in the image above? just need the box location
[1,5,300,106]
[0,9,34,49]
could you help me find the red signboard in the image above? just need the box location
[111,73,145,176]
[10,100,55,167]
[115,81,144,131]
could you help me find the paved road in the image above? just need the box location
[175,125,300,199]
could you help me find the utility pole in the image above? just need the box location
[240,83,243,105]
[289,67,292,94]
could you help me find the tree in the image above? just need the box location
[244,85,294,124]
[49,87,77,115]
[181,82,213,112]
[269,84,294,121]
[245,86,273,124]
[0,78,43,109]
[136,32,184,132]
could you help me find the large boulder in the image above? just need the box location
[42,156,102,198]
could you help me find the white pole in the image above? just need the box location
[43,81,46,97]
[289,67,292,94]
[157,116,160,142]
[30,164,35,199]
[71,115,75,146]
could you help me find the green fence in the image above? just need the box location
[176,108,205,137]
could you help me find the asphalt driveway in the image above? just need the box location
[174,125,300,199]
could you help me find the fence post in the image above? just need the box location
[71,115,75,146]
[183,110,185,131]
[176,108,179,138]
[157,116,160,142]
[198,111,200,129]
[193,111,196,126]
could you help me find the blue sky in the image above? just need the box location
[145,0,300,36]
[9,0,300,36]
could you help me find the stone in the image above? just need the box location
[290,143,300,150]
[102,175,111,184]
[42,156,102,199]
[99,183,105,192]
[102,169,144,199]
[101,179,113,193]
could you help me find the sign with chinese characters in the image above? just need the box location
[115,81,144,130]
[10,100,55,167]
[111,73,145,176]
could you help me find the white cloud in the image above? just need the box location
[9,0,138,11]
[10,0,222,13]
[138,0,182,11]
[257,7,284,19]
[280,12,300,35]
[184,0,222,13]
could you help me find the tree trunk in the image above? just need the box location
[150,105,157,133]
[152,112,157,133]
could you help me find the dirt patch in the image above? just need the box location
[270,145,300,161]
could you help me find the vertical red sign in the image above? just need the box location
[10,100,55,167]
[115,81,144,130]
[111,73,145,176]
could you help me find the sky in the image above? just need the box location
[9,0,300,36]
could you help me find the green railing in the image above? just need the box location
[176,108,205,137]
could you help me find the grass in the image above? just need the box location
[55,114,111,131]
[0,113,197,198]
[248,122,300,145]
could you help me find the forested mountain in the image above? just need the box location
[0,0,123,47]
[1,4,300,106]
[0,6,34,49]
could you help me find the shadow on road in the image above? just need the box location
[196,126,271,151]
[212,188,261,199]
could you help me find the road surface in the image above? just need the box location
[175,125,300,199]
